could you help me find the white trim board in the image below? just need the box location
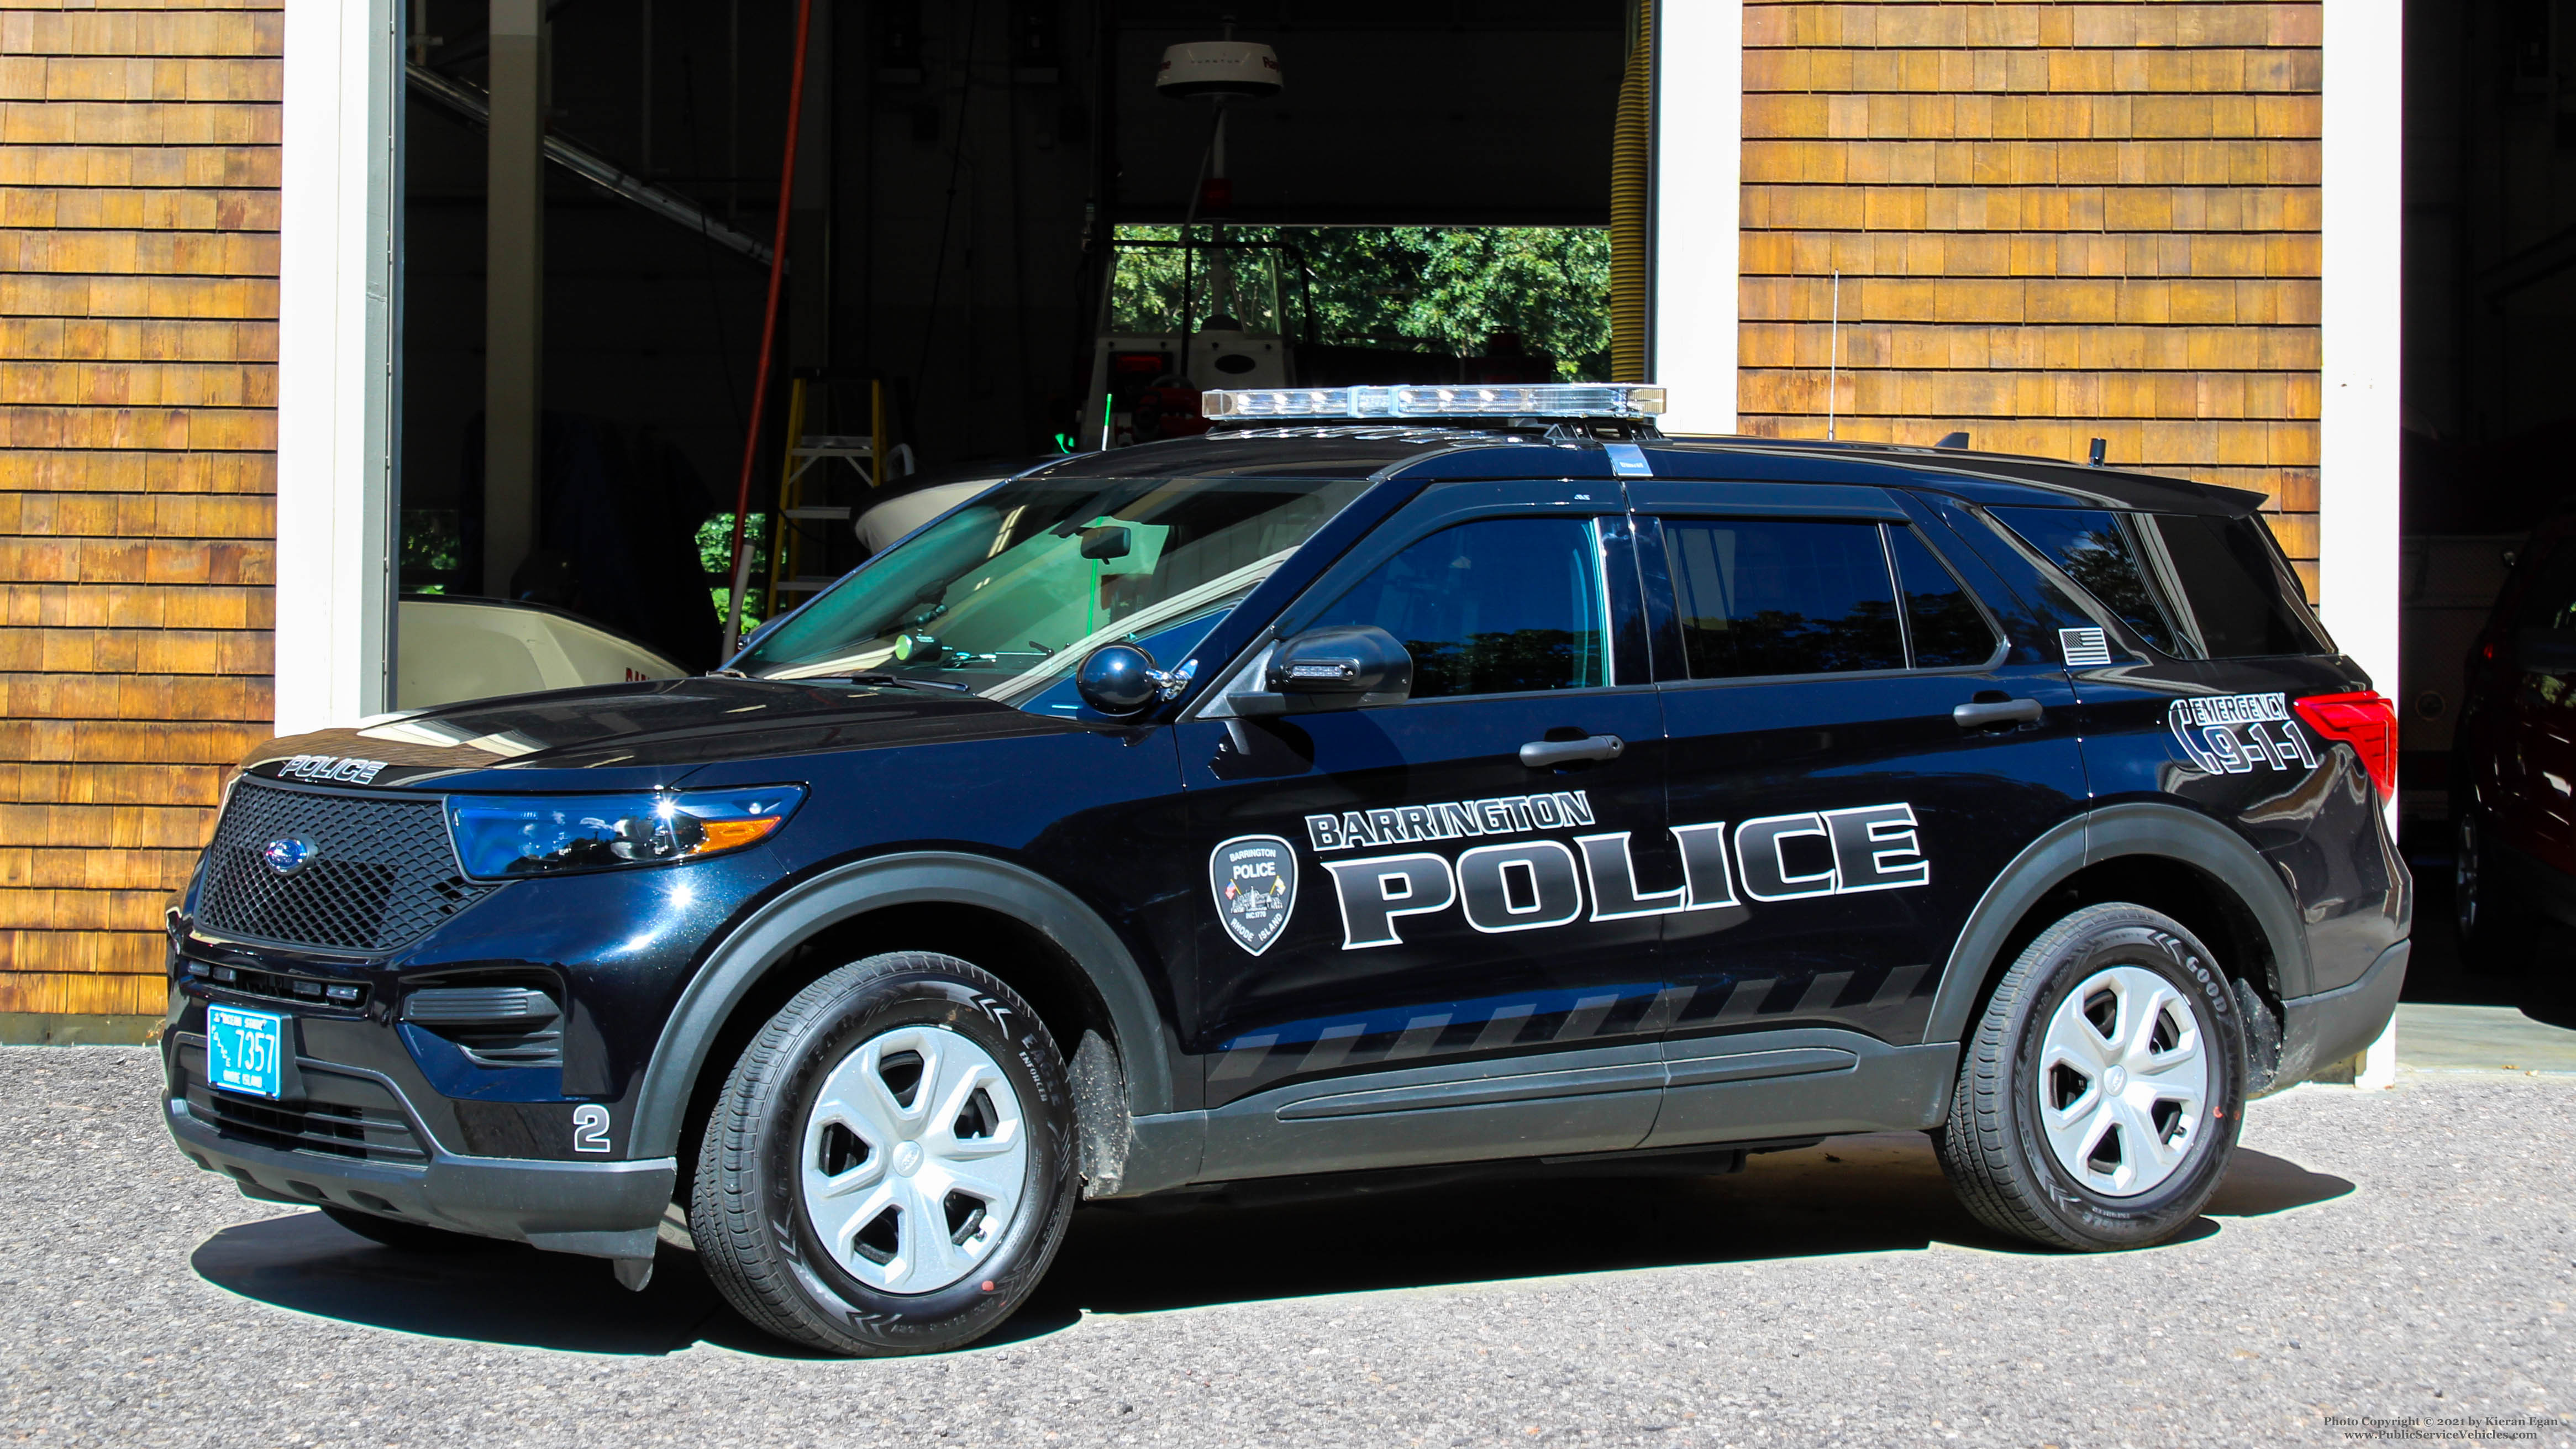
[1650,0,1743,434]
[275,0,402,735]
[2319,0,2403,1089]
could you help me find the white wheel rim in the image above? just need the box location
[2036,965,2210,1199]
[799,1024,1030,1295]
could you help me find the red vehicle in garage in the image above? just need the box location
[2453,514,2576,969]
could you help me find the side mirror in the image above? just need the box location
[1231,626,1412,716]
[1079,525,1132,561]
[1075,643,1162,717]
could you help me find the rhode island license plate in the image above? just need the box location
[206,1005,285,1099]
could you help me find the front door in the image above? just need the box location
[1630,481,2090,1147]
[1179,482,1673,1177]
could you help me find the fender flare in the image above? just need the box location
[627,851,1179,1158]
[1920,802,2315,1046]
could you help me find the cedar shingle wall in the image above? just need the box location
[1738,1,2323,596]
[0,0,278,1016]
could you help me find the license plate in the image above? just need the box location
[206,1005,286,1099]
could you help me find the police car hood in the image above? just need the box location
[238,676,1066,792]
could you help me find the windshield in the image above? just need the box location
[736,469,1373,705]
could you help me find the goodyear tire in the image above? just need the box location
[1934,902,2246,1251]
[692,952,1077,1355]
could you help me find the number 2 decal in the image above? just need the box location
[571,1102,612,1153]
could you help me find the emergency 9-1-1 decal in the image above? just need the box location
[1210,835,1298,956]
[2168,694,2317,776]
[1211,791,1933,952]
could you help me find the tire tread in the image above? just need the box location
[1933,901,2241,1252]
[690,951,1071,1353]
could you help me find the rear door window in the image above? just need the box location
[1888,525,2002,667]
[1659,519,2003,678]
[1662,519,1905,679]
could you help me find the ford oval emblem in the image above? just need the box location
[262,837,315,875]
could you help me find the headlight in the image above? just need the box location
[449,786,806,879]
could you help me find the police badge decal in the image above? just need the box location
[1210,834,1297,956]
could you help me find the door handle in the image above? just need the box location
[1953,698,2043,729]
[1520,734,1625,768]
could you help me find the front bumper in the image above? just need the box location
[166,1095,673,1259]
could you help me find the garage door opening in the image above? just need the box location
[385,1,1630,710]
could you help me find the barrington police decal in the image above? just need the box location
[1211,834,1298,956]
[1256,790,1934,951]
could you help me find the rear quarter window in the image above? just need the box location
[2144,513,2330,658]
[1994,506,2330,660]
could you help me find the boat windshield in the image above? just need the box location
[734,469,1373,710]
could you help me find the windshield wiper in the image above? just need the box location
[835,673,974,694]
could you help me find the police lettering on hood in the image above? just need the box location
[1208,790,1934,953]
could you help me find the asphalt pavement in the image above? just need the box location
[2,1046,2570,1448]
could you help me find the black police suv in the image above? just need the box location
[161,386,2409,1356]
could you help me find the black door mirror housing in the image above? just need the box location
[1075,643,1163,717]
[1230,626,1413,716]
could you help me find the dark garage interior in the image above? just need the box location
[2399,0,2576,1013]
[390,0,1628,684]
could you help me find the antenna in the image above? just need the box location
[1826,270,1841,442]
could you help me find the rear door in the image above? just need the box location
[1630,481,2090,1147]
[1177,480,1673,1178]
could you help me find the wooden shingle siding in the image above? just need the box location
[1739,0,2324,597]
[0,0,276,1019]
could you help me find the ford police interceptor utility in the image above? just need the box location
[162,385,2408,1356]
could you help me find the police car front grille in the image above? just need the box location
[181,1062,429,1166]
[190,1088,428,1165]
[197,780,494,954]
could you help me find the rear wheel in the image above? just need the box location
[692,952,1077,1356]
[2456,804,2539,977]
[1936,902,2246,1251]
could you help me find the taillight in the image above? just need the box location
[2294,692,2398,797]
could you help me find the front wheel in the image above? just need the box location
[691,952,1077,1356]
[1935,902,2246,1251]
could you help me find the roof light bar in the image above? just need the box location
[1202,384,1667,422]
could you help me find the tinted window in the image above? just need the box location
[2144,513,2330,657]
[1889,526,2001,666]
[1307,517,1607,699]
[1994,507,2183,654]
[2515,541,2576,631]
[738,471,1370,699]
[1664,519,1904,679]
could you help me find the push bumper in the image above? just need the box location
[165,1096,673,1261]
[2277,938,2410,1087]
